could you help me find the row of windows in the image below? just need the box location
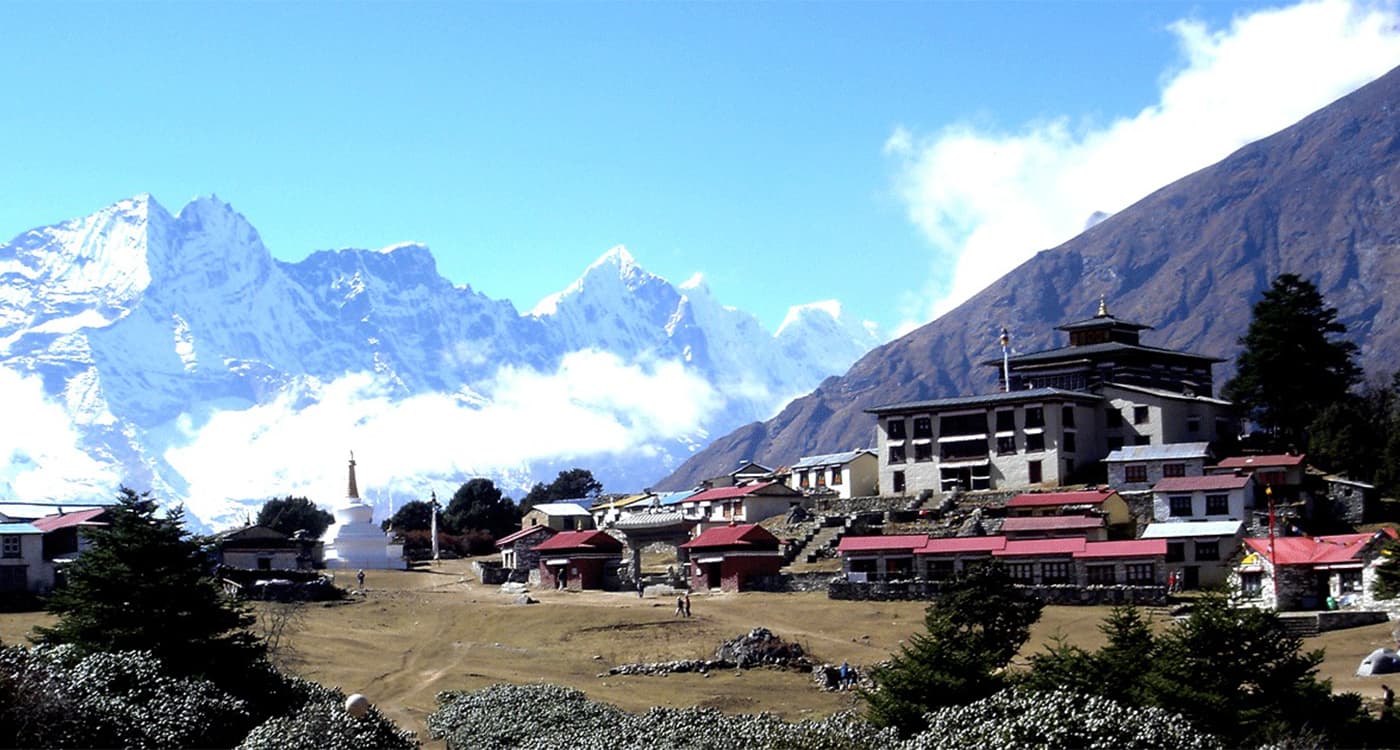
[888,432,1059,464]
[1165,540,1220,562]
[922,560,1152,585]
[1123,463,1187,483]
[1239,569,1362,599]
[796,469,843,488]
[1168,494,1231,517]
[887,405,1078,439]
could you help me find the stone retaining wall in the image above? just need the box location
[828,579,1166,606]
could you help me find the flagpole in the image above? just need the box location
[1267,485,1277,604]
[1000,327,1011,392]
[430,490,440,562]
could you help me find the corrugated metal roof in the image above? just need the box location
[835,534,929,553]
[0,523,41,535]
[999,342,1222,366]
[1152,474,1250,492]
[0,503,108,521]
[866,388,1101,415]
[1104,442,1212,463]
[1001,515,1104,532]
[994,538,1088,556]
[683,482,799,504]
[791,450,874,469]
[531,530,623,552]
[1215,454,1306,469]
[1076,539,1166,558]
[529,502,593,516]
[918,536,1007,554]
[1101,382,1232,406]
[1007,489,1120,508]
[495,525,554,547]
[1141,521,1243,539]
[1242,533,1378,565]
[681,524,781,550]
[30,507,108,533]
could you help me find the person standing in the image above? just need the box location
[356,569,365,591]
[683,592,691,618]
[1383,684,1394,719]
[675,594,686,616]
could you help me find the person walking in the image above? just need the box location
[683,592,691,618]
[356,569,365,591]
[675,595,686,616]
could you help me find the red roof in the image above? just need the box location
[531,530,623,553]
[1075,539,1166,558]
[681,523,781,550]
[1215,454,1305,470]
[683,482,796,504]
[1243,533,1378,565]
[31,507,108,533]
[495,525,554,548]
[917,536,1007,555]
[1153,474,1251,492]
[994,538,1087,556]
[835,534,929,554]
[1007,490,1119,508]
[1001,515,1104,533]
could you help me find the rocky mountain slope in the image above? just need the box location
[656,64,1400,490]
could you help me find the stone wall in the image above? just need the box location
[827,579,1165,606]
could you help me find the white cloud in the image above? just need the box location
[163,351,721,523]
[0,368,119,500]
[887,0,1400,328]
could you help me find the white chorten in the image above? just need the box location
[323,453,406,570]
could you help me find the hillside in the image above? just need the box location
[657,63,1400,490]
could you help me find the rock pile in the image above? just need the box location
[607,659,733,676]
[714,627,813,669]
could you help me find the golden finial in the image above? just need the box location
[1097,296,1109,317]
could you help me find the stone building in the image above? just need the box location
[679,523,784,592]
[533,530,625,590]
[1232,531,1395,611]
[868,301,1235,498]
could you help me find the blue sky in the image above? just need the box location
[3,0,1398,336]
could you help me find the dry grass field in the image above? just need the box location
[2,559,1395,747]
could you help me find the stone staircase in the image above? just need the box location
[802,518,853,564]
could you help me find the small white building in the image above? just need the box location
[788,449,879,499]
[1232,531,1393,611]
[1140,520,1244,590]
[1104,442,1212,492]
[522,501,595,531]
[0,522,48,594]
[1150,473,1254,523]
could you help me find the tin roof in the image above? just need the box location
[1075,539,1166,558]
[0,523,41,535]
[528,502,593,517]
[867,388,1101,415]
[1215,454,1306,470]
[1007,489,1120,508]
[1242,533,1379,565]
[682,482,799,504]
[791,450,875,469]
[1104,442,1212,463]
[495,525,554,547]
[531,530,623,553]
[1000,515,1104,533]
[835,534,930,553]
[30,507,108,533]
[1152,474,1251,492]
[917,536,1008,554]
[993,538,1088,556]
[680,523,781,550]
[1141,521,1244,539]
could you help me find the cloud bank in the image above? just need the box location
[886,0,1400,332]
[0,368,118,501]
[163,350,720,523]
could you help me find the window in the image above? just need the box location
[1240,571,1263,597]
[887,418,906,439]
[1041,561,1072,584]
[927,560,955,580]
[815,471,826,486]
[1007,562,1035,583]
[1028,460,1042,484]
[940,413,986,437]
[892,471,905,494]
[1187,416,1201,433]
[1086,564,1116,585]
[1,536,19,560]
[1195,540,1219,561]
[913,417,933,439]
[1205,494,1229,515]
[1134,435,1152,446]
[1025,433,1045,452]
[0,566,25,592]
[889,445,906,464]
[1025,407,1045,428]
[798,471,809,488]
[1107,436,1124,451]
[996,435,1016,455]
[1107,409,1124,428]
[1125,465,1148,483]
[1169,495,1193,517]
[1125,563,1154,585]
[914,442,933,462]
[995,410,1015,432]
[1061,405,1075,427]
[1340,569,1363,593]
[1133,406,1150,425]
[831,470,843,486]
[1166,542,1185,562]
[1063,432,1076,453]
[1163,463,1186,478]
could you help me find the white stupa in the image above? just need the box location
[322,453,406,570]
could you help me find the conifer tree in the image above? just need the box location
[1223,273,1360,449]
[34,487,265,685]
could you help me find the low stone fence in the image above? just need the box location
[828,579,1166,606]
[472,560,528,585]
[1317,610,1390,632]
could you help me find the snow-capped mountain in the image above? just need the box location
[0,195,881,529]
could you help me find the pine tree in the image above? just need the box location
[1223,274,1360,449]
[861,564,1042,736]
[34,487,265,685]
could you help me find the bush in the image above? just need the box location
[238,698,417,750]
